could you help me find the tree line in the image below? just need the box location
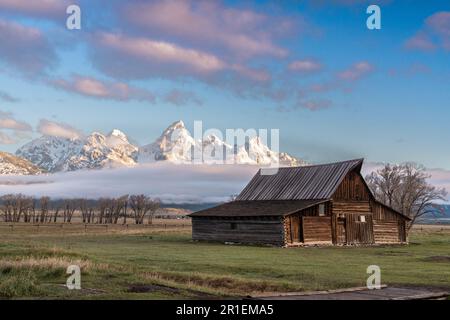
[0,194,160,224]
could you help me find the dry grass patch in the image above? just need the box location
[0,257,110,274]
[140,271,295,296]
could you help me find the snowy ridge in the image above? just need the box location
[0,151,43,175]
[14,120,306,173]
[138,120,306,167]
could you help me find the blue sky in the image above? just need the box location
[1,0,450,170]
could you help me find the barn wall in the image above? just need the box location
[344,213,374,244]
[284,202,332,245]
[371,200,408,243]
[302,217,332,243]
[191,217,285,246]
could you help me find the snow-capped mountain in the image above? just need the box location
[138,120,306,166]
[13,120,305,173]
[0,151,43,175]
[16,130,137,172]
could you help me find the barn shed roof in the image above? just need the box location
[236,158,364,201]
[189,199,328,217]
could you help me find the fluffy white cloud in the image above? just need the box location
[37,119,82,139]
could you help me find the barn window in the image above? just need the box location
[318,204,325,216]
[359,215,366,223]
[230,222,237,230]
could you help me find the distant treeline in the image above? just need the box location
[0,194,160,224]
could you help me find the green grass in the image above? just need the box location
[0,224,449,299]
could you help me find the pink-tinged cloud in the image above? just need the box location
[0,0,71,19]
[50,75,156,103]
[288,59,322,73]
[405,11,450,52]
[123,0,289,59]
[96,32,226,74]
[91,32,242,83]
[0,19,55,75]
[164,90,203,106]
[37,119,82,139]
[0,131,17,144]
[338,61,374,81]
[0,111,32,131]
[404,32,436,51]
[298,99,332,111]
[426,12,450,37]
[230,64,271,82]
[426,11,450,50]
[90,31,273,92]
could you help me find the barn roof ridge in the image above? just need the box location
[264,158,364,171]
[237,158,364,201]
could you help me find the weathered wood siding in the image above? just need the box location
[330,169,408,245]
[332,201,371,214]
[371,200,407,243]
[284,202,332,245]
[191,217,285,246]
[344,213,374,244]
[302,217,332,243]
[333,171,370,201]
[373,220,400,243]
[371,200,402,221]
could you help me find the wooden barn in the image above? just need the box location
[188,159,410,247]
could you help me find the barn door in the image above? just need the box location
[336,217,346,244]
[290,216,301,243]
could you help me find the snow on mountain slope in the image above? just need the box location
[138,121,196,163]
[139,120,306,166]
[0,151,43,175]
[13,120,305,173]
[16,130,138,172]
[15,135,82,172]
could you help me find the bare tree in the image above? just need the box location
[366,163,447,229]
[53,202,61,223]
[146,198,160,225]
[98,198,109,224]
[114,195,129,224]
[129,195,160,224]
[63,199,79,223]
[80,198,95,223]
[0,194,34,222]
[0,194,13,222]
[39,197,50,223]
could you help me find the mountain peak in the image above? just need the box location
[167,120,185,130]
[108,129,128,141]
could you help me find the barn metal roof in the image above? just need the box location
[188,200,328,217]
[236,159,364,201]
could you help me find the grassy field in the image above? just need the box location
[0,221,449,299]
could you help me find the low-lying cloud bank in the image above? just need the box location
[0,163,258,204]
[0,162,448,204]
